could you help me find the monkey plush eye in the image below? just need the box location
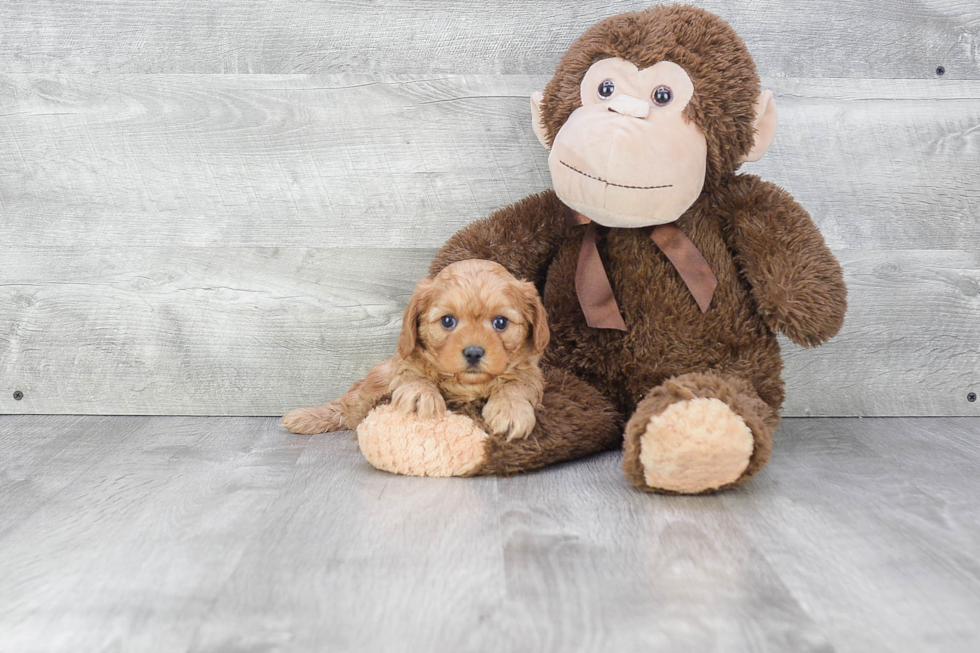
[597,79,616,99]
[441,315,457,329]
[491,316,509,331]
[652,85,673,106]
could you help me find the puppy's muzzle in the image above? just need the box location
[463,346,485,366]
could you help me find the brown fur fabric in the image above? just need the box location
[429,5,847,490]
[450,366,624,476]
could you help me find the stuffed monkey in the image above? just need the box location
[356,4,847,493]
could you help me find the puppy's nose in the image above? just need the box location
[463,346,485,365]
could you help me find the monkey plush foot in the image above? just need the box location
[622,372,778,494]
[631,397,753,493]
[356,404,488,477]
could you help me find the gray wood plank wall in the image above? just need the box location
[1,1,978,416]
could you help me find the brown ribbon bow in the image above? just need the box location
[565,206,718,331]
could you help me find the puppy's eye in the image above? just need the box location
[491,316,509,331]
[440,315,457,330]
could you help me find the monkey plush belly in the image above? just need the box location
[541,206,782,414]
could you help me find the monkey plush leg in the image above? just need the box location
[622,372,779,494]
[356,367,623,477]
[477,367,623,475]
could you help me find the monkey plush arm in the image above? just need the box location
[429,190,566,286]
[723,175,847,348]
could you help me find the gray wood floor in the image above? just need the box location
[1,416,978,653]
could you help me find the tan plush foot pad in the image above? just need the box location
[356,405,488,477]
[639,397,754,493]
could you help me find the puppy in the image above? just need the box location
[281,259,550,440]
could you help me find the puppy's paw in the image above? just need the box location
[415,388,448,420]
[281,405,345,434]
[483,397,537,441]
[390,382,447,420]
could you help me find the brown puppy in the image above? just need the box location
[281,259,549,440]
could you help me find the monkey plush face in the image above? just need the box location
[530,6,778,229]
[543,57,707,228]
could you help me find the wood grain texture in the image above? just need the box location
[1,415,979,652]
[0,415,308,653]
[0,0,977,78]
[785,249,980,417]
[1,74,978,251]
[0,415,149,538]
[722,418,980,652]
[490,457,832,651]
[1,247,977,417]
[190,426,508,652]
[0,247,427,416]
[2,3,979,418]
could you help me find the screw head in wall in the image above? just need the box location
[13,391,24,401]
[936,66,946,76]
[969,392,977,403]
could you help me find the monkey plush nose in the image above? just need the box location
[463,346,485,365]
[607,94,650,119]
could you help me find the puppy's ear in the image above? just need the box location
[397,277,434,358]
[518,280,550,355]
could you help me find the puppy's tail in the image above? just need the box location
[281,356,398,434]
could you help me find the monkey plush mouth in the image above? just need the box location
[560,161,673,190]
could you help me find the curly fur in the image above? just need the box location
[282,259,549,440]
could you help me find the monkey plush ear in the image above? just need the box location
[530,92,550,150]
[742,89,778,162]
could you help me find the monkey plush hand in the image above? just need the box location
[360,4,846,493]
